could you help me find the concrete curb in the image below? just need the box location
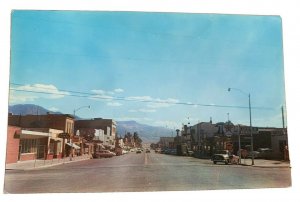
[5,156,92,171]
[27,157,92,170]
[239,163,291,168]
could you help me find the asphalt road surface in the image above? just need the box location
[4,151,291,193]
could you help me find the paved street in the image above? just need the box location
[4,151,291,193]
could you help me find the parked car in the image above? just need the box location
[93,150,114,158]
[136,149,142,154]
[187,150,194,156]
[256,148,273,159]
[169,149,177,155]
[211,150,239,165]
[155,148,161,153]
[246,150,260,159]
[122,150,129,154]
[146,148,150,153]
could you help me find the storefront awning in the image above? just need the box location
[65,142,81,149]
[20,130,50,139]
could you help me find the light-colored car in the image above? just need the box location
[211,150,239,165]
[93,150,114,158]
[122,150,129,154]
[155,148,161,153]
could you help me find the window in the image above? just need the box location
[20,139,38,153]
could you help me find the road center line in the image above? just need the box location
[144,153,148,165]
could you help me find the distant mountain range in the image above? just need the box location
[116,120,173,143]
[8,104,173,143]
[8,104,60,116]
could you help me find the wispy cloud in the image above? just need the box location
[126,96,179,108]
[90,88,125,102]
[138,108,156,113]
[9,83,69,103]
[126,96,180,114]
[107,102,122,107]
[90,89,114,101]
[126,96,152,101]
[114,88,124,93]
[147,98,179,109]
[9,93,38,104]
[91,89,106,94]
[48,107,59,112]
[129,108,156,113]
[89,94,114,101]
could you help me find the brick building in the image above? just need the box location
[6,126,21,164]
[7,113,76,161]
[75,118,117,149]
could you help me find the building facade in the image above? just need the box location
[7,113,75,160]
[75,118,117,149]
[6,125,64,163]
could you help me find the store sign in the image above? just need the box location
[239,126,258,135]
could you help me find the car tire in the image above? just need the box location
[213,161,217,164]
[225,160,229,165]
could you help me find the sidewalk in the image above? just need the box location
[239,158,291,168]
[5,154,92,171]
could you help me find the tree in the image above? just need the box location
[79,128,95,142]
[133,132,142,147]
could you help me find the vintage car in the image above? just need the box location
[211,150,239,165]
[93,150,114,158]
[256,148,273,159]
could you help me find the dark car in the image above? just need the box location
[256,148,273,159]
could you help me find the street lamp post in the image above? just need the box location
[238,124,241,164]
[228,88,254,165]
[73,105,91,119]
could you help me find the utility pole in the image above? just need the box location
[282,105,285,129]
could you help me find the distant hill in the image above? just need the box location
[116,120,173,143]
[8,104,59,115]
[8,104,173,143]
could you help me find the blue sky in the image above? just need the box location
[9,10,286,129]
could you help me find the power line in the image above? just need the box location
[9,82,274,110]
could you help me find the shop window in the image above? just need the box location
[20,139,38,153]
